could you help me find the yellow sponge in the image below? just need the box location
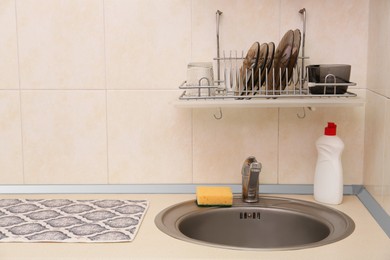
[196,186,233,206]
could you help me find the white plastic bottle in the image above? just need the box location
[314,122,344,205]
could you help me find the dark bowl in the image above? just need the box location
[307,64,351,94]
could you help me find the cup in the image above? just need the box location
[186,62,215,96]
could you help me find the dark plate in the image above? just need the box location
[237,42,260,96]
[252,43,268,93]
[267,30,294,91]
[286,29,301,85]
[260,42,275,87]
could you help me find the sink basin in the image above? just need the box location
[155,196,355,250]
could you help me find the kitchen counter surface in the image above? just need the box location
[0,193,389,260]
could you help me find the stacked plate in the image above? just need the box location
[237,29,301,96]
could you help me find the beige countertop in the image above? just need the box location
[0,193,389,260]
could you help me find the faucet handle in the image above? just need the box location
[242,157,262,203]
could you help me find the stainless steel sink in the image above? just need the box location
[155,196,355,250]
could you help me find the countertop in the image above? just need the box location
[0,193,389,260]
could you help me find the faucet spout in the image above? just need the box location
[242,156,262,203]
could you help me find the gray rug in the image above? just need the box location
[0,199,149,243]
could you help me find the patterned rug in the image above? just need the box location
[0,199,148,243]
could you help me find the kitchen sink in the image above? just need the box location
[155,196,355,250]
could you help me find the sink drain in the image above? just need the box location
[240,211,261,220]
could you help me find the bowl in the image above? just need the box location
[307,64,351,94]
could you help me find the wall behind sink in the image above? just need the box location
[365,0,390,215]
[0,0,367,186]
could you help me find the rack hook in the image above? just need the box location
[297,107,306,119]
[214,107,223,120]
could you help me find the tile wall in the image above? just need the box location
[0,0,368,187]
[365,0,390,215]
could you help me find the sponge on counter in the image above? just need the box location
[196,186,233,206]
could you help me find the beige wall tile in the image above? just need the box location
[21,90,108,184]
[367,0,390,98]
[365,0,390,210]
[382,99,390,215]
[105,0,191,90]
[281,0,369,89]
[107,90,192,183]
[0,0,19,89]
[279,90,365,184]
[191,0,280,63]
[279,108,318,184]
[0,0,378,188]
[0,91,23,183]
[193,108,278,184]
[16,0,105,89]
[364,91,385,203]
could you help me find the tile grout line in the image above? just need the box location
[102,0,110,185]
[190,0,193,61]
[190,0,193,183]
[14,0,25,184]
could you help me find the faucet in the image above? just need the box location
[241,156,262,203]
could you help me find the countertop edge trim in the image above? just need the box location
[0,184,357,195]
[356,187,390,238]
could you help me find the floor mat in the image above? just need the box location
[0,199,149,242]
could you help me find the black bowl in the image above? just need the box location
[307,64,351,94]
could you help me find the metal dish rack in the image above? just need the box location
[178,8,358,103]
[179,52,357,101]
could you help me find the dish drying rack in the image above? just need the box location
[179,52,357,100]
[176,8,363,109]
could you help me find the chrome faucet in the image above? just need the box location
[241,156,262,203]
